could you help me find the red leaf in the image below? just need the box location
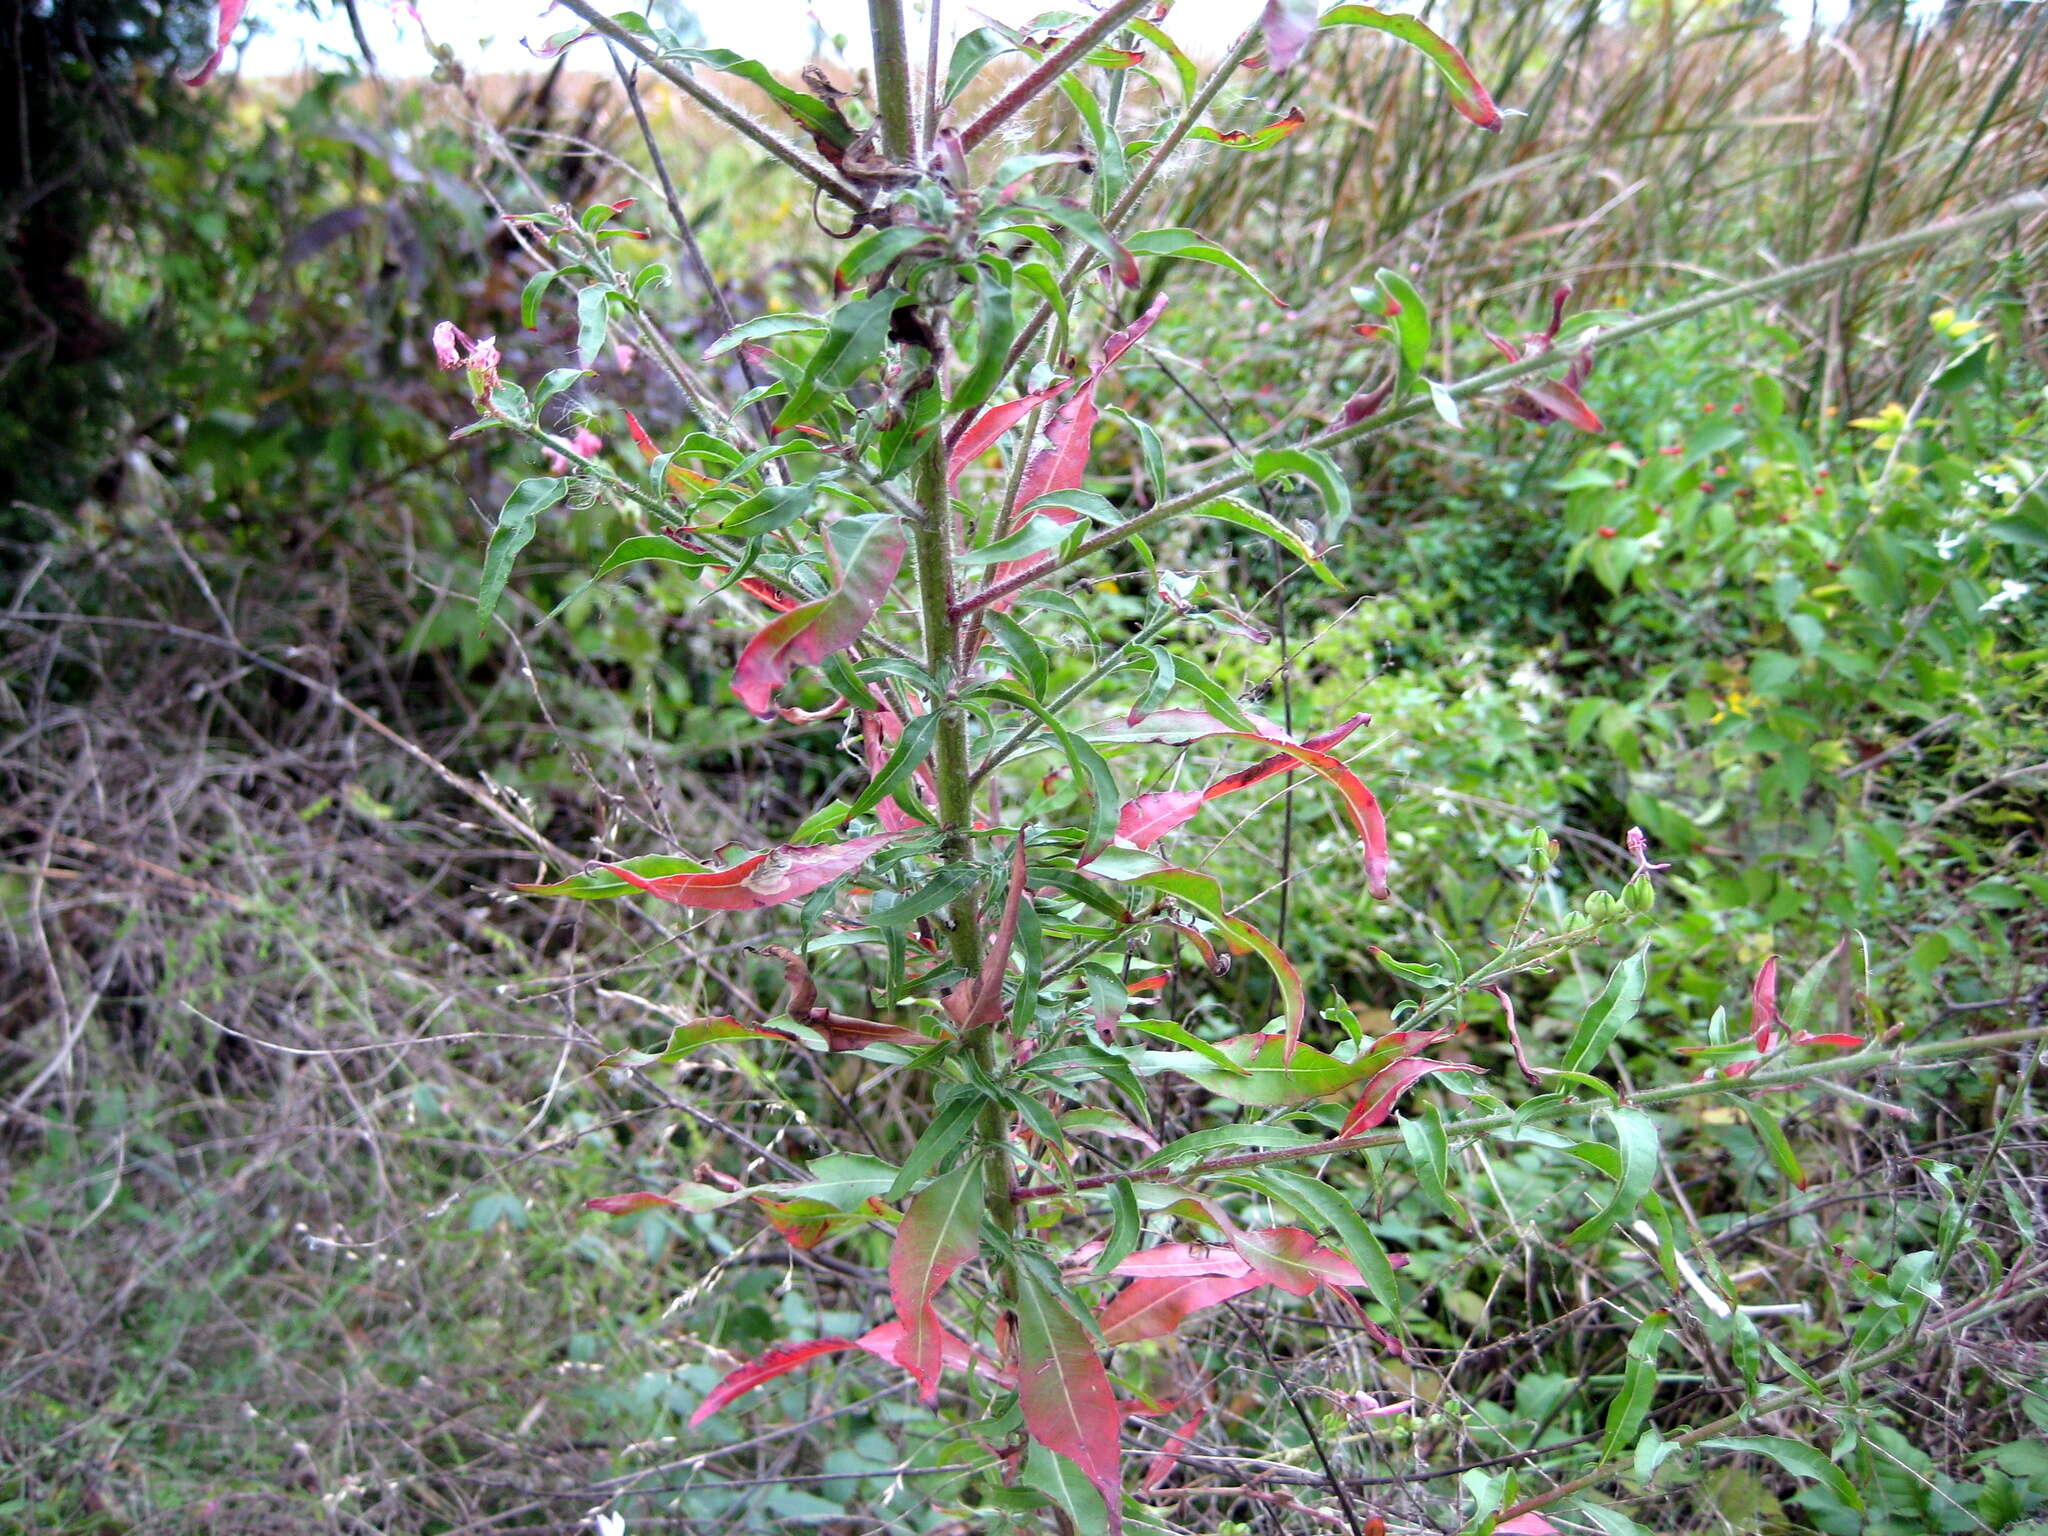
[861,709,938,832]
[1794,1032,1867,1049]
[1751,955,1781,1052]
[888,1162,985,1403]
[854,1320,1010,1386]
[1520,377,1603,433]
[1231,1226,1326,1296]
[810,1015,943,1051]
[1112,1243,1252,1279]
[583,1191,682,1215]
[1142,1404,1207,1490]
[1339,1057,1481,1136]
[1098,1271,1263,1345]
[945,834,1029,1028]
[1016,1272,1127,1531]
[183,0,247,86]
[1117,790,1205,848]
[988,298,1169,601]
[689,1337,855,1426]
[733,516,906,713]
[603,832,907,911]
[1496,1518,1559,1535]
[947,379,1073,489]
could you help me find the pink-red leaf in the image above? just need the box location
[888,1162,985,1403]
[603,831,907,911]
[1112,1243,1252,1279]
[689,1337,855,1426]
[732,516,906,713]
[1260,0,1317,71]
[1116,790,1205,848]
[584,1191,683,1215]
[1751,954,1781,1052]
[183,0,247,86]
[1016,1269,1126,1533]
[1142,1404,1208,1490]
[1231,1226,1326,1297]
[1098,1271,1264,1346]
[947,379,1072,488]
[1339,1057,1482,1136]
[854,1320,1010,1385]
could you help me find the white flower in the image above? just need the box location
[594,1512,627,1536]
[1936,529,1968,560]
[1980,579,2032,615]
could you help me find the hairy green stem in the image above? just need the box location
[1007,1023,2048,1202]
[955,191,2046,617]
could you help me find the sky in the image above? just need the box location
[235,0,1886,80]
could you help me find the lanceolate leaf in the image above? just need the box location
[689,1337,855,1426]
[1186,108,1307,151]
[775,288,906,427]
[1340,1057,1483,1135]
[479,477,568,630]
[732,515,906,713]
[1317,5,1505,130]
[1015,1265,1126,1534]
[1187,496,1338,583]
[948,378,1073,488]
[601,831,908,911]
[1098,1270,1263,1346]
[1125,228,1287,307]
[889,1161,986,1403]
[1699,1435,1863,1511]
[1566,1106,1661,1245]
[1561,948,1649,1074]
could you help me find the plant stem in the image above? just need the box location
[956,0,1155,151]
[954,191,2046,617]
[1006,1023,2048,1201]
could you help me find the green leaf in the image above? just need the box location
[1096,1177,1143,1276]
[704,312,825,358]
[592,534,717,579]
[1566,1106,1660,1245]
[1373,267,1431,372]
[520,268,559,330]
[1126,227,1286,307]
[775,287,905,428]
[715,481,815,538]
[663,47,856,147]
[890,1159,985,1400]
[870,864,986,930]
[1561,948,1649,1075]
[951,259,1019,423]
[1742,1097,1805,1189]
[886,1092,983,1202]
[850,710,941,820]
[575,284,611,366]
[1398,1105,1467,1228]
[987,611,1049,698]
[944,27,1012,103]
[1253,448,1354,534]
[1601,1309,1671,1459]
[839,226,933,284]
[1699,1435,1862,1511]
[1188,495,1337,584]
[1122,1018,1248,1077]
[1317,5,1504,129]
[1257,1166,1405,1314]
[1136,1123,1321,1172]
[479,477,568,630]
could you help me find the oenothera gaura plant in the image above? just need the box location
[431,1,1698,1527]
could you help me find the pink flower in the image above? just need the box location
[545,426,604,475]
[431,322,501,393]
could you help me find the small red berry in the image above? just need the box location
[1597,526,1618,538]
[1817,468,1830,478]
[1714,464,1729,476]
[1731,403,1745,414]
[1698,482,1713,493]
[1703,403,1717,413]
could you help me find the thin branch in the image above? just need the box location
[554,0,867,210]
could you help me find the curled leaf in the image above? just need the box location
[889,1162,986,1402]
[1318,4,1503,130]
[602,831,909,912]
[733,516,906,714]
[1339,1057,1484,1136]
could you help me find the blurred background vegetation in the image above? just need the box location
[1,0,2042,1531]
